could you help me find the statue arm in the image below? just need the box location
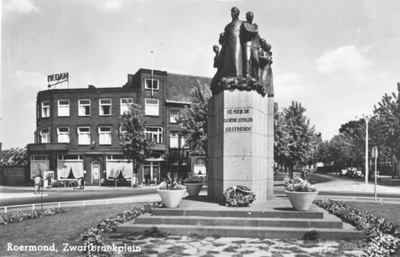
[241,22,258,34]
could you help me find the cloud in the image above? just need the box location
[275,72,301,85]
[94,0,123,12]
[3,0,39,14]
[316,45,373,74]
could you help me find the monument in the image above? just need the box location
[208,7,274,202]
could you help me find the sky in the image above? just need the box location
[1,0,400,149]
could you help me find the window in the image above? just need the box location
[145,127,163,143]
[31,155,48,161]
[145,98,159,116]
[181,136,188,148]
[170,109,179,123]
[120,98,133,115]
[98,126,111,145]
[79,99,90,116]
[42,101,50,118]
[77,127,91,145]
[58,100,70,117]
[170,131,179,148]
[57,127,70,143]
[145,79,159,90]
[41,128,50,143]
[99,99,112,116]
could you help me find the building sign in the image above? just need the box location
[48,72,68,83]
[224,108,253,132]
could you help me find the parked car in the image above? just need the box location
[370,171,381,180]
[340,169,348,176]
[347,167,364,178]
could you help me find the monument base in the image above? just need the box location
[207,90,274,203]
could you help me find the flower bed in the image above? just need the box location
[314,199,400,257]
[0,208,65,225]
[80,202,161,256]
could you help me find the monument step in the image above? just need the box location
[152,208,324,219]
[116,222,363,240]
[134,214,343,229]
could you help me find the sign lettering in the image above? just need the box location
[48,72,69,82]
[224,108,253,132]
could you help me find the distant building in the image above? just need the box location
[27,69,211,185]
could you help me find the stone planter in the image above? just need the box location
[157,189,186,208]
[285,191,319,211]
[185,183,204,196]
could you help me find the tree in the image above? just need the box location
[281,101,317,178]
[274,102,289,170]
[373,82,400,177]
[118,103,154,178]
[176,82,212,154]
[9,147,28,165]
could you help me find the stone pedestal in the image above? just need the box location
[207,90,274,202]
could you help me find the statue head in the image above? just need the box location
[231,7,240,19]
[213,45,220,54]
[260,38,271,52]
[246,12,254,23]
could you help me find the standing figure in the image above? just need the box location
[220,7,243,78]
[240,12,259,79]
[34,175,42,194]
[259,38,274,96]
[211,33,225,93]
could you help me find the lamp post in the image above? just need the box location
[359,115,376,184]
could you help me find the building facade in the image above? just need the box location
[27,69,211,185]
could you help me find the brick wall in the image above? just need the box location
[0,165,29,186]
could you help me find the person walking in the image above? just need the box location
[34,175,42,194]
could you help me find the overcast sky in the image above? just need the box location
[1,0,399,149]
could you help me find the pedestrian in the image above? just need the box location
[145,172,150,186]
[34,175,42,194]
[46,173,52,188]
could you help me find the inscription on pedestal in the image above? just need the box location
[224,108,253,132]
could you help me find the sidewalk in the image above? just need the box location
[311,173,400,196]
[2,174,400,195]
[0,184,159,200]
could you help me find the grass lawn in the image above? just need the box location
[1,200,399,257]
[0,203,144,257]
[344,201,400,227]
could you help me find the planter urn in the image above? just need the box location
[157,189,186,208]
[285,191,319,211]
[185,183,204,196]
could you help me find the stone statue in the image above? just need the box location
[220,7,243,78]
[240,12,260,80]
[210,8,273,97]
[211,33,225,94]
[259,38,273,97]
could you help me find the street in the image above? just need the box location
[1,172,400,210]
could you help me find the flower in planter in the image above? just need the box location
[183,175,207,184]
[158,172,185,190]
[283,176,317,192]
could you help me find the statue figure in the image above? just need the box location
[220,7,243,78]
[259,38,274,97]
[240,12,260,80]
[211,33,225,94]
[210,8,273,97]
